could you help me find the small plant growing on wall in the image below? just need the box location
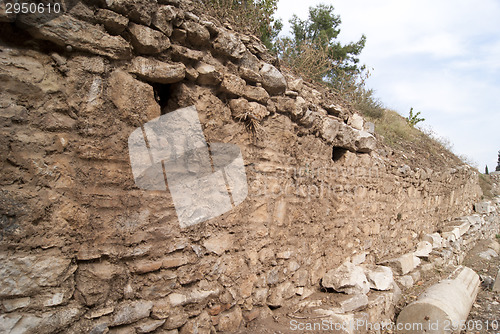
[406,107,425,127]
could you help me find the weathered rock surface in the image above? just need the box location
[195,63,222,85]
[203,233,234,255]
[108,70,160,126]
[213,30,246,59]
[259,63,287,95]
[274,96,304,118]
[422,233,443,248]
[287,78,304,92]
[383,253,421,275]
[338,293,369,312]
[475,201,494,213]
[129,23,171,54]
[322,262,370,295]
[363,265,394,291]
[397,275,414,288]
[216,306,243,332]
[183,21,210,46]
[0,254,73,297]
[229,98,269,121]
[152,5,176,36]
[129,57,186,84]
[348,113,364,130]
[96,9,129,35]
[171,45,205,61]
[111,300,154,326]
[414,241,433,257]
[20,15,132,59]
[0,307,83,334]
[105,0,155,26]
[267,282,294,307]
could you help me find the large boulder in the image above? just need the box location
[239,52,262,82]
[216,306,243,332]
[319,117,342,144]
[242,86,269,104]
[320,117,376,153]
[348,113,364,130]
[382,253,421,275]
[355,130,376,153]
[274,96,304,119]
[220,73,246,96]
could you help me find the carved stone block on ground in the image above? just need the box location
[363,265,394,291]
[382,253,421,275]
[322,262,370,295]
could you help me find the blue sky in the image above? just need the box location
[275,0,500,171]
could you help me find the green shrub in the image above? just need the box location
[406,107,425,127]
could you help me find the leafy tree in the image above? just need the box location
[485,165,489,174]
[406,107,425,127]
[276,4,366,85]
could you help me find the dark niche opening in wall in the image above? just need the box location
[152,83,172,112]
[332,147,348,162]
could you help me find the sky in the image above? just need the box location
[275,0,500,171]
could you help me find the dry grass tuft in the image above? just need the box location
[235,112,262,135]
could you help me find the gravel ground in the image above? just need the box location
[463,239,500,334]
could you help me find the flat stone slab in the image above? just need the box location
[338,294,369,313]
[475,201,494,214]
[381,253,421,275]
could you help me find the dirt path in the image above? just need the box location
[463,239,500,334]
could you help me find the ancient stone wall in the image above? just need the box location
[0,1,482,333]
